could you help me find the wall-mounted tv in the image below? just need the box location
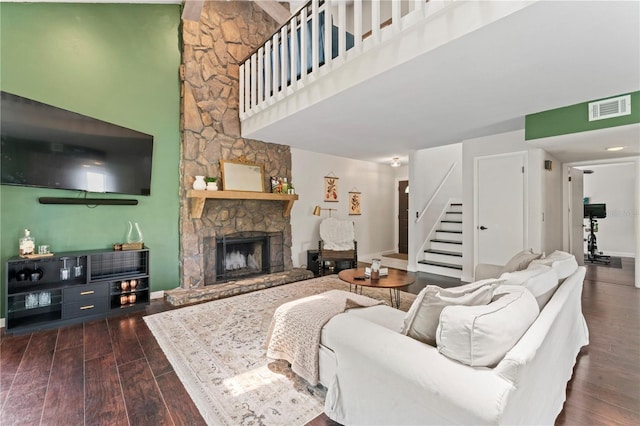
[1,91,153,196]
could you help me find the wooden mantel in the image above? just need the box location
[186,190,299,219]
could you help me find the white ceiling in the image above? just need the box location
[244,1,640,165]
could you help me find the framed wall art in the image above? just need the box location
[349,191,361,215]
[324,174,339,202]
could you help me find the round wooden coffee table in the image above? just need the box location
[338,268,415,308]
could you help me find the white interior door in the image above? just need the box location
[568,167,585,265]
[476,152,526,265]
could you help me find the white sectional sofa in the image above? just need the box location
[318,251,588,425]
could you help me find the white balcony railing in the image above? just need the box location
[239,0,454,121]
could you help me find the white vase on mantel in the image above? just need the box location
[193,175,206,190]
[206,182,218,191]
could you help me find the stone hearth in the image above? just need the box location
[165,269,313,306]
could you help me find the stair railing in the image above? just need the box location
[415,162,457,223]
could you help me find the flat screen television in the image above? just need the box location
[584,203,606,219]
[1,91,153,196]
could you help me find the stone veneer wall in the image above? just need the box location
[179,1,288,288]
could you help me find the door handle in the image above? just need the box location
[479,226,488,230]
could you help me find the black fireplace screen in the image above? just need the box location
[213,231,283,283]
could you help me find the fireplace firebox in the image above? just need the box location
[212,232,284,283]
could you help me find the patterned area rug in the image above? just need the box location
[144,276,416,426]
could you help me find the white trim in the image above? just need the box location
[150,290,165,300]
[0,318,4,329]
[600,251,636,258]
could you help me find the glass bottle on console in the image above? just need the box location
[19,229,35,256]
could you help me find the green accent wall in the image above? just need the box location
[0,3,182,318]
[525,91,640,140]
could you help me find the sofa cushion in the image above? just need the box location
[529,250,578,280]
[501,249,543,274]
[436,285,539,367]
[500,265,560,309]
[401,279,500,346]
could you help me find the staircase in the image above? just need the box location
[417,203,463,278]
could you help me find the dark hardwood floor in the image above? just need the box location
[1,259,637,425]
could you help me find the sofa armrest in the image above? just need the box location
[322,313,514,425]
[475,263,504,280]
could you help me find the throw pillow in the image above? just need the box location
[401,279,500,346]
[500,265,559,309]
[436,285,539,367]
[529,250,578,280]
[501,249,542,274]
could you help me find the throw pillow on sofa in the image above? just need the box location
[500,265,560,309]
[529,250,578,280]
[436,285,539,367]
[401,279,501,346]
[501,249,543,274]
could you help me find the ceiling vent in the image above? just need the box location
[588,95,631,121]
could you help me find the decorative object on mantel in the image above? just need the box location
[221,157,265,192]
[271,177,295,194]
[348,188,361,215]
[193,175,207,190]
[205,177,218,191]
[324,173,338,202]
[313,205,336,218]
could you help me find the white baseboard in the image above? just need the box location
[601,251,635,258]
[460,274,474,283]
[150,290,165,300]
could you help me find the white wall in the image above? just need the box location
[408,143,462,270]
[290,148,396,267]
[462,130,546,281]
[583,162,637,257]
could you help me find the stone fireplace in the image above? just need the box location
[177,1,296,290]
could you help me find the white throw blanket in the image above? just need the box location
[320,218,355,250]
[265,290,383,385]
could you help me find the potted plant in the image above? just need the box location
[205,177,218,191]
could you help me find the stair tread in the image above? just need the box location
[451,203,462,206]
[431,239,462,244]
[424,249,462,257]
[441,220,463,224]
[418,260,463,270]
[436,230,462,234]
[446,211,462,214]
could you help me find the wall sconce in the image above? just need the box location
[313,205,336,217]
[544,160,553,171]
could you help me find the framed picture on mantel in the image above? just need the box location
[221,159,265,192]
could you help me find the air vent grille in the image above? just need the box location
[589,95,631,121]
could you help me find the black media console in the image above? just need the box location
[5,247,150,334]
